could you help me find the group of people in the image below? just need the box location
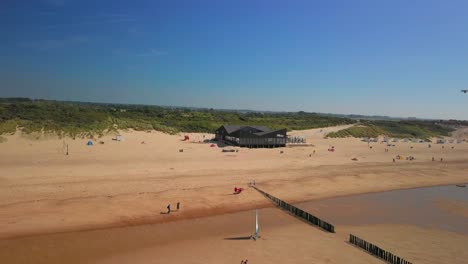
[441,145,455,149]
[393,156,445,162]
[393,155,415,161]
[166,202,180,214]
[240,259,248,264]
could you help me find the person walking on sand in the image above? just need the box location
[176,202,180,211]
[167,204,171,214]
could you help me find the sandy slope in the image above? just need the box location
[451,126,468,140]
[0,126,467,263]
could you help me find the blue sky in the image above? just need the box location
[1,0,467,119]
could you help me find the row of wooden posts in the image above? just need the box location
[349,234,412,264]
[252,186,335,233]
[252,186,412,263]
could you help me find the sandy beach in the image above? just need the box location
[1,126,467,263]
[4,1,468,262]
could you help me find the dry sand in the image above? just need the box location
[0,125,467,263]
[450,126,468,141]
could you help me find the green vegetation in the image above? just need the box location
[327,125,383,138]
[0,119,18,134]
[0,98,355,137]
[327,120,453,139]
[1,98,452,139]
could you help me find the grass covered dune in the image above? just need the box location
[327,120,453,139]
[0,98,454,140]
[0,98,355,138]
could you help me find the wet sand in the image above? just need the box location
[297,185,468,263]
[297,184,468,234]
[340,224,468,264]
[2,185,467,263]
[0,208,381,264]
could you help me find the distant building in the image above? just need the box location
[215,125,287,148]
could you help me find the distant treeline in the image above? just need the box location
[327,120,454,139]
[0,98,355,137]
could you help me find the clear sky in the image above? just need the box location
[1,0,467,119]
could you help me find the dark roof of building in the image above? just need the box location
[220,125,274,134]
[253,130,278,136]
[223,125,244,134]
[251,126,273,132]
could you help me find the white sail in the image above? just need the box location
[252,209,259,240]
[255,209,259,234]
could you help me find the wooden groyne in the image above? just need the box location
[252,186,335,233]
[349,234,412,264]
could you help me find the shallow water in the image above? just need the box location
[297,184,468,234]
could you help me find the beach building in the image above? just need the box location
[215,125,287,148]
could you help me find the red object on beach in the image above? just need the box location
[234,187,243,194]
[210,144,216,147]
[184,135,190,141]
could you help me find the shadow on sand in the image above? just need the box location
[223,236,252,240]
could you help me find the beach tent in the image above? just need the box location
[87,141,93,146]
